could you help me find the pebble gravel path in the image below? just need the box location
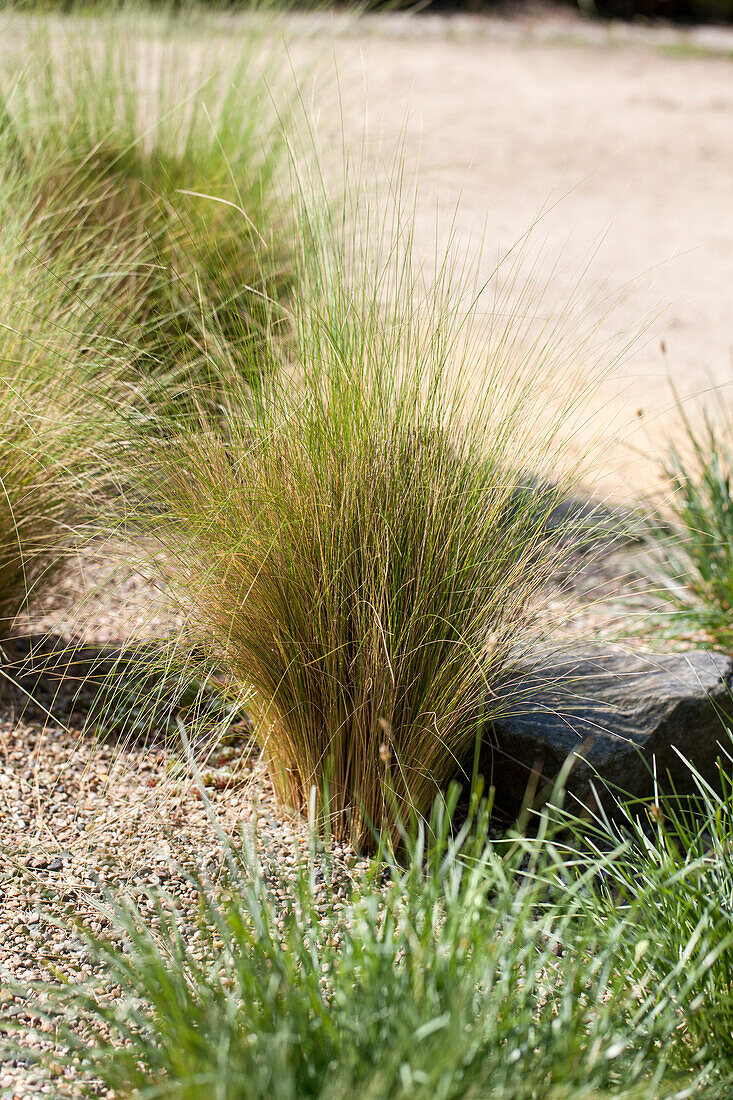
[0,710,369,1097]
[0,550,366,1099]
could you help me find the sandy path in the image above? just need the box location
[286,15,733,497]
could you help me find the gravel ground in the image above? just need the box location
[0,712,372,1098]
[0,544,374,1098]
[0,540,652,1097]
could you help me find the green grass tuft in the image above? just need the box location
[560,740,733,1088]
[5,786,713,1099]
[641,402,733,650]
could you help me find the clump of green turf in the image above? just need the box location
[5,783,722,1098]
[560,740,733,1090]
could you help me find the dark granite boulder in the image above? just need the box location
[491,647,733,813]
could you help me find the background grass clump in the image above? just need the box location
[0,154,117,631]
[0,11,301,634]
[1,20,296,393]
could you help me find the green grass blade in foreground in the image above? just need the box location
[4,790,702,1099]
[555,737,733,1091]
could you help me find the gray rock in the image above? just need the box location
[491,647,733,813]
[509,476,640,552]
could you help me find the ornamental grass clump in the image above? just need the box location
[0,144,117,630]
[137,192,619,848]
[1,18,296,390]
[642,401,733,651]
[0,11,300,630]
